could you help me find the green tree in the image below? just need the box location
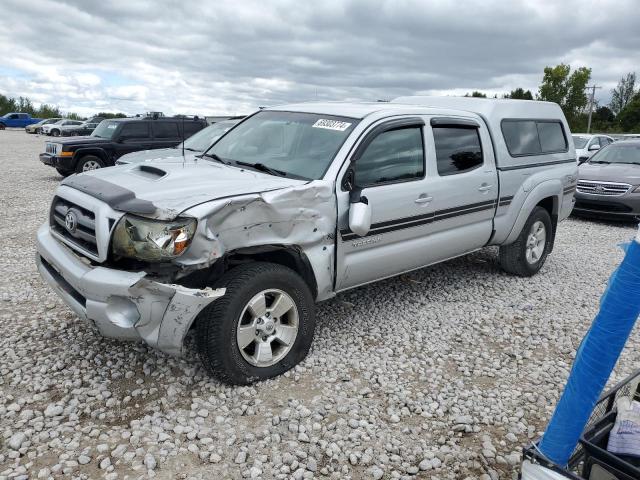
[609,73,636,114]
[538,64,591,123]
[506,88,534,100]
[0,93,18,115]
[464,91,487,98]
[616,93,640,132]
[96,112,127,119]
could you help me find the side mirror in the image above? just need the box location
[588,144,600,151]
[348,188,371,237]
[578,156,589,165]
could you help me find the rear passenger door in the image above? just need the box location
[417,118,498,263]
[152,121,182,149]
[115,122,152,157]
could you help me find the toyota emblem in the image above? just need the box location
[595,185,605,194]
[64,210,78,234]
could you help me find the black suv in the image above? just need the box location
[39,116,207,176]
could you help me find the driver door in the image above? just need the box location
[335,117,435,291]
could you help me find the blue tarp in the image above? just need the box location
[538,236,640,466]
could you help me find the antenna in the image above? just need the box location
[181,115,185,168]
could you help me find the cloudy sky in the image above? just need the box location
[0,0,639,117]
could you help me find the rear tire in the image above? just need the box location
[196,262,315,385]
[0,123,5,130]
[75,155,105,173]
[499,206,552,277]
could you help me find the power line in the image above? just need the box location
[585,84,602,134]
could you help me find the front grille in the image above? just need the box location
[45,143,59,155]
[577,180,631,196]
[50,196,98,256]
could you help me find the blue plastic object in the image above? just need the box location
[538,235,640,467]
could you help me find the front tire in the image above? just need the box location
[499,206,552,277]
[56,167,73,177]
[51,129,60,137]
[0,123,5,130]
[196,262,315,385]
[75,155,105,173]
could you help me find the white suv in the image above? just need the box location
[572,134,614,163]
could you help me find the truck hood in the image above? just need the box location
[117,148,188,164]
[61,160,307,220]
[579,162,640,186]
[53,136,112,146]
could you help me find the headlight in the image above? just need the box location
[112,215,197,262]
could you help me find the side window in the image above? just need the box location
[119,122,150,141]
[589,137,600,148]
[153,122,180,139]
[537,121,567,152]
[433,127,483,176]
[9,114,19,119]
[183,122,202,137]
[600,137,611,146]
[502,119,568,156]
[355,127,424,187]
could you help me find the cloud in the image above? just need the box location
[0,0,638,116]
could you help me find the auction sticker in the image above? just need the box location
[312,119,352,131]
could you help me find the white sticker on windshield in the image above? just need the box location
[312,119,352,131]
[106,124,117,129]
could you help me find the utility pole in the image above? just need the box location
[585,84,601,133]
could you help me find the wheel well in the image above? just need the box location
[76,150,107,163]
[193,245,318,299]
[536,196,558,252]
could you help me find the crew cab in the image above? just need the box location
[39,116,207,176]
[35,98,577,385]
[0,112,41,129]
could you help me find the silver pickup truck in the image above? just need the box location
[36,97,577,384]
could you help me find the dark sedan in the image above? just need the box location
[574,140,640,220]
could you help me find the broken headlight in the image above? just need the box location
[112,215,197,262]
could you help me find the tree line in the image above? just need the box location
[3,64,640,132]
[465,65,640,133]
[0,93,126,120]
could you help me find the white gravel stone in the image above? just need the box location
[1,131,639,479]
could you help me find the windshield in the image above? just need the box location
[91,121,119,139]
[180,120,239,152]
[588,143,640,165]
[572,136,589,149]
[206,111,358,179]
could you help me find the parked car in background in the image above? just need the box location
[574,140,640,221]
[35,97,577,384]
[60,117,105,136]
[42,119,83,137]
[116,118,242,165]
[25,118,63,134]
[0,112,42,129]
[39,115,207,176]
[572,134,614,163]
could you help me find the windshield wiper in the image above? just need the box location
[183,147,199,152]
[234,161,288,177]
[199,152,228,164]
[589,160,611,164]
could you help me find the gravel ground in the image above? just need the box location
[1,128,639,480]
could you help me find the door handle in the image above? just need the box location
[415,195,433,204]
[478,185,493,192]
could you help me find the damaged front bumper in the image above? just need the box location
[35,223,225,356]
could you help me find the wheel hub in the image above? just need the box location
[236,289,299,367]
[525,220,546,265]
